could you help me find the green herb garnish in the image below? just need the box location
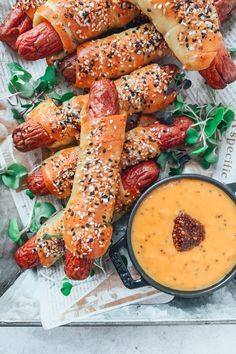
[0,163,27,190]
[90,269,96,277]
[173,96,234,163]
[167,71,192,96]
[157,96,235,175]
[228,47,236,54]
[7,63,75,123]
[8,201,56,245]
[157,150,190,176]
[60,279,73,296]
[8,219,24,245]
[34,66,57,93]
[25,189,34,199]
[48,91,76,105]
[30,202,56,233]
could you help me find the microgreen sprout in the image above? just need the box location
[158,95,235,175]
[8,201,57,245]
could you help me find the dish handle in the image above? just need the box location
[109,236,147,289]
[227,183,236,194]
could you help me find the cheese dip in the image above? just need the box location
[131,179,236,291]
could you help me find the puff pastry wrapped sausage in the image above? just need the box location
[1,0,235,50]
[12,64,178,151]
[0,0,47,49]
[27,116,192,198]
[15,160,160,276]
[60,21,236,90]
[16,0,140,60]
[71,23,170,88]
[63,79,126,261]
[127,0,223,71]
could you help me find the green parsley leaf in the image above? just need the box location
[8,219,22,244]
[222,107,235,128]
[186,128,199,145]
[60,281,73,296]
[204,147,218,164]
[7,163,28,177]
[201,160,211,170]
[48,91,76,104]
[43,234,63,241]
[174,72,185,85]
[174,95,185,111]
[8,63,34,98]
[30,202,56,233]
[191,145,208,156]
[11,109,24,124]
[0,163,27,190]
[169,166,182,176]
[8,63,32,82]
[34,66,57,92]
[13,79,34,98]
[25,189,34,199]
[228,48,236,54]
[205,107,224,137]
[156,152,170,169]
[60,92,76,102]
[90,269,96,277]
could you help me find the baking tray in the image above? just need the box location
[1,0,236,328]
[1,192,236,327]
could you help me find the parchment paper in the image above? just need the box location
[0,0,235,329]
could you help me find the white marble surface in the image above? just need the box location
[0,325,236,354]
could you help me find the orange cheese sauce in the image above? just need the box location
[131,179,236,291]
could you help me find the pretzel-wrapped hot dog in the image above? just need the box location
[1,0,235,50]
[128,0,223,71]
[64,79,127,261]
[15,161,160,275]
[60,21,236,90]
[15,212,65,269]
[16,0,140,60]
[12,64,178,152]
[27,116,192,198]
[72,23,170,88]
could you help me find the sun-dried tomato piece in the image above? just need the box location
[172,211,205,252]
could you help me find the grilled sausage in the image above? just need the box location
[200,45,236,89]
[16,21,63,60]
[0,7,32,49]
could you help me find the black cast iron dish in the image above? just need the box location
[109,174,236,298]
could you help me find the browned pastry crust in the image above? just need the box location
[27,116,192,198]
[74,23,170,88]
[128,0,222,70]
[13,64,178,152]
[16,161,160,274]
[63,79,127,259]
[16,0,140,60]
